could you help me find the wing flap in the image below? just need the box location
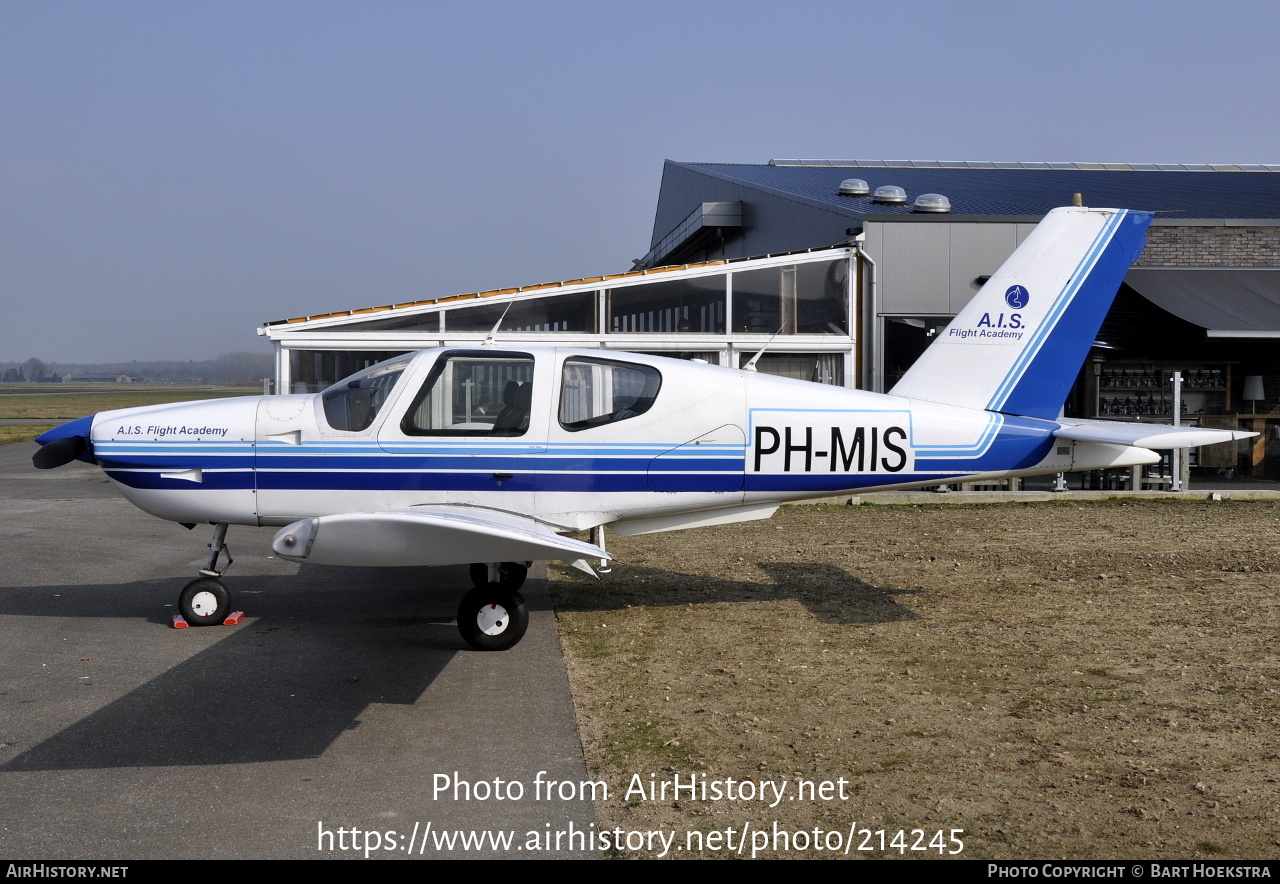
[1054,419,1256,450]
[272,505,607,567]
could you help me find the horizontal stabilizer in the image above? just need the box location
[1054,419,1256,450]
[272,505,607,567]
[611,502,780,536]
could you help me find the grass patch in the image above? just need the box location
[0,426,54,445]
[0,388,258,420]
[551,499,1280,859]
[599,712,675,771]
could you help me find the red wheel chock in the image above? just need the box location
[172,612,245,628]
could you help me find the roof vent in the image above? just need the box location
[872,185,908,204]
[912,193,951,213]
[837,178,869,196]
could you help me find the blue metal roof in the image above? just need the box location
[676,161,1280,220]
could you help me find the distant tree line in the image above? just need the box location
[1,358,57,383]
[0,352,274,384]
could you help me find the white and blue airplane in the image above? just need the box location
[32,207,1253,650]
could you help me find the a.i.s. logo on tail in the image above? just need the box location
[947,284,1030,341]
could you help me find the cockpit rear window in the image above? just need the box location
[559,357,661,431]
[321,355,412,432]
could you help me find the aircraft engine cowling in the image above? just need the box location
[87,396,263,525]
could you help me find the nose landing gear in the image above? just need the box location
[176,523,238,627]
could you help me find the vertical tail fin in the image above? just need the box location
[889,206,1152,420]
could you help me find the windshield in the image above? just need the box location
[321,354,414,432]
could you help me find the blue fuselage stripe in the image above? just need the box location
[97,420,1057,494]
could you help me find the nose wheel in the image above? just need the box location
[178,577,233,626]
[457,585,528,651]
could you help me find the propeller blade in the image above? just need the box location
[32,434,87,470]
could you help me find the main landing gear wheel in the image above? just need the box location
[468,561,528,591]
[457,585,528,651]
[178,577,232,626]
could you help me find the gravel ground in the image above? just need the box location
[551,499,1280,859]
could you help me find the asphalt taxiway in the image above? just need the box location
[0,443,597,859]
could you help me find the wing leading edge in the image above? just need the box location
[271,505,608,568]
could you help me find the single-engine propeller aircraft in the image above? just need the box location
[33,207,1254,650]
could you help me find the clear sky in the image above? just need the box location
[3,0,1278,362]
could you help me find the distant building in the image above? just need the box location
[66,374,141,383]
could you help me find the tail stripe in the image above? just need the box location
[909,410,1003,458]
[985,210,1126,413]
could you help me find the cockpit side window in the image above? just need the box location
[559,357,661,432]
[401,352,535,437]
[321,355,413,432]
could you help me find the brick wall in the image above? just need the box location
[1137,226,1280,266]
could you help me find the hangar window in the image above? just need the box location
[401,352,536,436]
[321,354,414,432]
[731,259,847,334]
[444,293,596,333]
[339,311,440,332]
[608,275,725,333]
[735,352,845,386]
[559,357,661,431]
[292,348,410,393]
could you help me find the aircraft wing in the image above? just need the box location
[1053,418,1256,449]
[271,505,608,568]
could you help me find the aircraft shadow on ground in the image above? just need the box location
[553,561,921,625]
[0,565,497,772]
[2,560,903,771]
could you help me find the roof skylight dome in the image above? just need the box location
[912,193,952,213]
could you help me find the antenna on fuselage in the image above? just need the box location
[743,327,783,372]
[482,300,516,346]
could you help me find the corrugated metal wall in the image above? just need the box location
[864,221,1038,315]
